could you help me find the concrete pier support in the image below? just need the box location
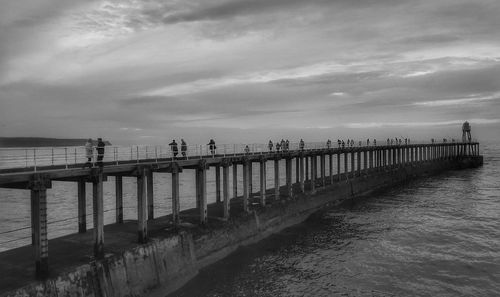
[310,154,316,193]
[305,156,309,181]
[337,153,341,181]
[77,179,86,233]
[243,160,250,212]
[248,163,253,197]
[92,170,105,258]
[286,158,293,199]
[30,174,51,278]
[329,153,333,184]
[196,161,209,222]
[350,151,355,177]
[215,165,221,203]
[296,158,300,183]
[147,169,154,220]
[344,152,348,178]
[233,164,238,199]
[171,163,181,225]
[320,154,326,186]
[221,160,231,219]
[357,151,361,176]
[274,158,280,200]
[299,155,305,193]
[259,159,266,206]
[115,176,123,224]
[137,167,148,243]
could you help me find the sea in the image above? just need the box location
[169,142,500,297]
[0,143,498,296]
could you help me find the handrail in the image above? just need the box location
[0,140,480,170]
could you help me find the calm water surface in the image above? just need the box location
[171,143,500,297]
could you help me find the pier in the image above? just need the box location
[0,140,482,297]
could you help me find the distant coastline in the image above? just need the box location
[0,137,112,148]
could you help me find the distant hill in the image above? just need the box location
[0,137,112,148]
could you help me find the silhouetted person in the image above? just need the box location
[462,121,472,142]
[169,140,178,157]
[326,139,331,149]
[281,139,285,152]
[84,138,93,168]
[337,139,341,148]
[244,145,250,154]
[300,139,305,151]
[342,140,345,149]
[96,138,105,168]
[268,140,273,152]
[373,139,376,146]
[208,139,216,156]
[181,139,187,157]
[276,142,281,152]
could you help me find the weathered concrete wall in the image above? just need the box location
[2,157,482,297]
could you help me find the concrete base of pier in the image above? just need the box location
[0,156,483,297]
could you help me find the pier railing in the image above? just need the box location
[0,139,478,172]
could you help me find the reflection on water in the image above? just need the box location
[171,143,500,297]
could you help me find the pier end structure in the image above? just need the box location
[0,141,482,296]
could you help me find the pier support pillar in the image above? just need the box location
[222,160,231,219]
[137,167,148,243]
[92,170,105,258]
[320,154,326,186]
[350,151,355,177]
[329,153,333,184]
[286,158,293,199]
[310,154,316,193]
[259,159,267,206]
[363,149,368,174]
[243,160,250,212]
[337,153,341,181]
[147,169,154,220]
[296,157,300,183]
[274,158,280,200]
[115,176,123,224]
[77,179,86,233]
[196,161,209,223]
[305,156,309,181]
[215,165,221,203]
[171,163,182,225]
[233,164,238,199]
[299,155,305,193]
[248,163,253,197]
[344,152,348,179]
[30,174,51,278]
[357,151,361,176]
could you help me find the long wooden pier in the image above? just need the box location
[0,141,481,280]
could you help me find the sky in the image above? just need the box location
[1,0,499,145]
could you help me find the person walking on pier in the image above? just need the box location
[285,139,290,151]
[366,139,370,146]
[84,138,93,168]
[342,140,345,149]
[373,139,376,146]
[300,139,305,151]
[169,140,179,157]
[208,139,216,156]
[244,145,250,154]
[326,139,331,149]
[268,140,273,152]
[96,138,105,168]
[181,139,187,157]
[280,139,286,152]
[276,141,281,152]
[337,139,341,148]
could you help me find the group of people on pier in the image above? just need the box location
[84,120,473,167]
[84,138,106,168]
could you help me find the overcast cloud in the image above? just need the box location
[1,0,499,144]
